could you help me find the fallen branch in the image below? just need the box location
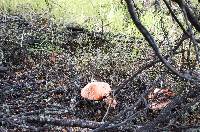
[137,88,200,131]
[25,116,104,129]
[136,96,183,131]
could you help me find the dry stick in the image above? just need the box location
[104,108,148,130]
[172,125,200,131]
[165,95,200,129]
[99,86,160,131]
[1,118,40,131]
[20,30,24,47]
[137,84,200,131]
[173,0,200,32]
[183,2,200,32]
[162,0,188,36]
[125,0,199,83]
[25,116,104,129]
[101,105,111,122]
[113,60,159,96]
[137,96,183,131]
[1,107,101,130]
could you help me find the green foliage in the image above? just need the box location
[1,0,199,61]
[0,0,168,37]
[28,44,63,54]
[1,0,199,40]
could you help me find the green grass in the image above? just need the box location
[1,0,197,40]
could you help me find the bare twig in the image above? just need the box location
[181,0,200,63]
[137,88,200,131]
[162,0,188,36]
[101,105,111,122]
[173,0,200,32]
[136,96,183,131]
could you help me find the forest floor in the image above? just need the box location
[0,13,200,131]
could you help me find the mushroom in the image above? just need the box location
[81,82,117,108]
[148,88,175,100]
[147,88,175,110]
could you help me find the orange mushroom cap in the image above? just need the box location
[81,82,111,100]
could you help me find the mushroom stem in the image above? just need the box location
[103,96,117,108]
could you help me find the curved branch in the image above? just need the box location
[125,0,199,83]
[184,5,200,32]
[173,0,200,32]
[163,0,188,36]
[114,33,187,96]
